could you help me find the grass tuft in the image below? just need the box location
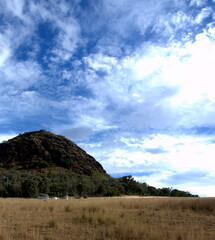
[48,218,57,228]
[64,204,73,212]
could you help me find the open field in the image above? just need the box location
[0,197,214,240]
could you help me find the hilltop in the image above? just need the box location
[0,130,105,176]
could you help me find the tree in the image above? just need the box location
[158,187,171,196]
[148,186,158,196]
[120,175,137,194]
[21,179,38,198]
[76,183,87,196]
[38,176,50,194]
[95,185,107,196]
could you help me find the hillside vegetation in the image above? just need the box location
[0,130,197,198]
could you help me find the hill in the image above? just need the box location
[0,130,197,198]
[0,130,105,176]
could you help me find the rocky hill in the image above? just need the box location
[0,130,106,176]
[0,130,197,198]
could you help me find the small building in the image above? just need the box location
[37,193,49,199]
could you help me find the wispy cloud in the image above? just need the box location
[190,0,208,7]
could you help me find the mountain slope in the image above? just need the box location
[0,130,105,176]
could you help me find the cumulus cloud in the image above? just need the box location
[76,27,215,134]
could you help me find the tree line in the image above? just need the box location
[0,171,198,198]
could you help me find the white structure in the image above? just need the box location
[37,193,49,199]
[61,195,69,200]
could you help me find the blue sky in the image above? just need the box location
[1,0,215,196]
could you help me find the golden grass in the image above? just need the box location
[0,197,214,240]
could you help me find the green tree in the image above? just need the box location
[148,186,158,196]
[95,185,107,196]
[21,179,38,198]
[38,176,50,194]
[76,183,87,196]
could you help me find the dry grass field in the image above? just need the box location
[0,197,214,240]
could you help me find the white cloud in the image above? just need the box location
[29,0,81,59]
[63,26,215,140]
[81,132,215,196]
[135,54,165,78]
[171,11,192,27]
[4,0,25,20]
[185,186,215,197]
[110,134,215,173]
[94,37,125,57]
[95,0,206,42]
[82,27,215,130]
[0,60,42,92]
[134,174,215,197]
[0,35,11,67]
[0,26,17,68]
[190,0,207,7]
[56,18,81,55]
[0,134,17,143]
[0,91,39,118]
[195,7,212,24]
[0,0,81,64]
[84,53,118,74]
[77,114,116,131]
[163,30,215,107]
